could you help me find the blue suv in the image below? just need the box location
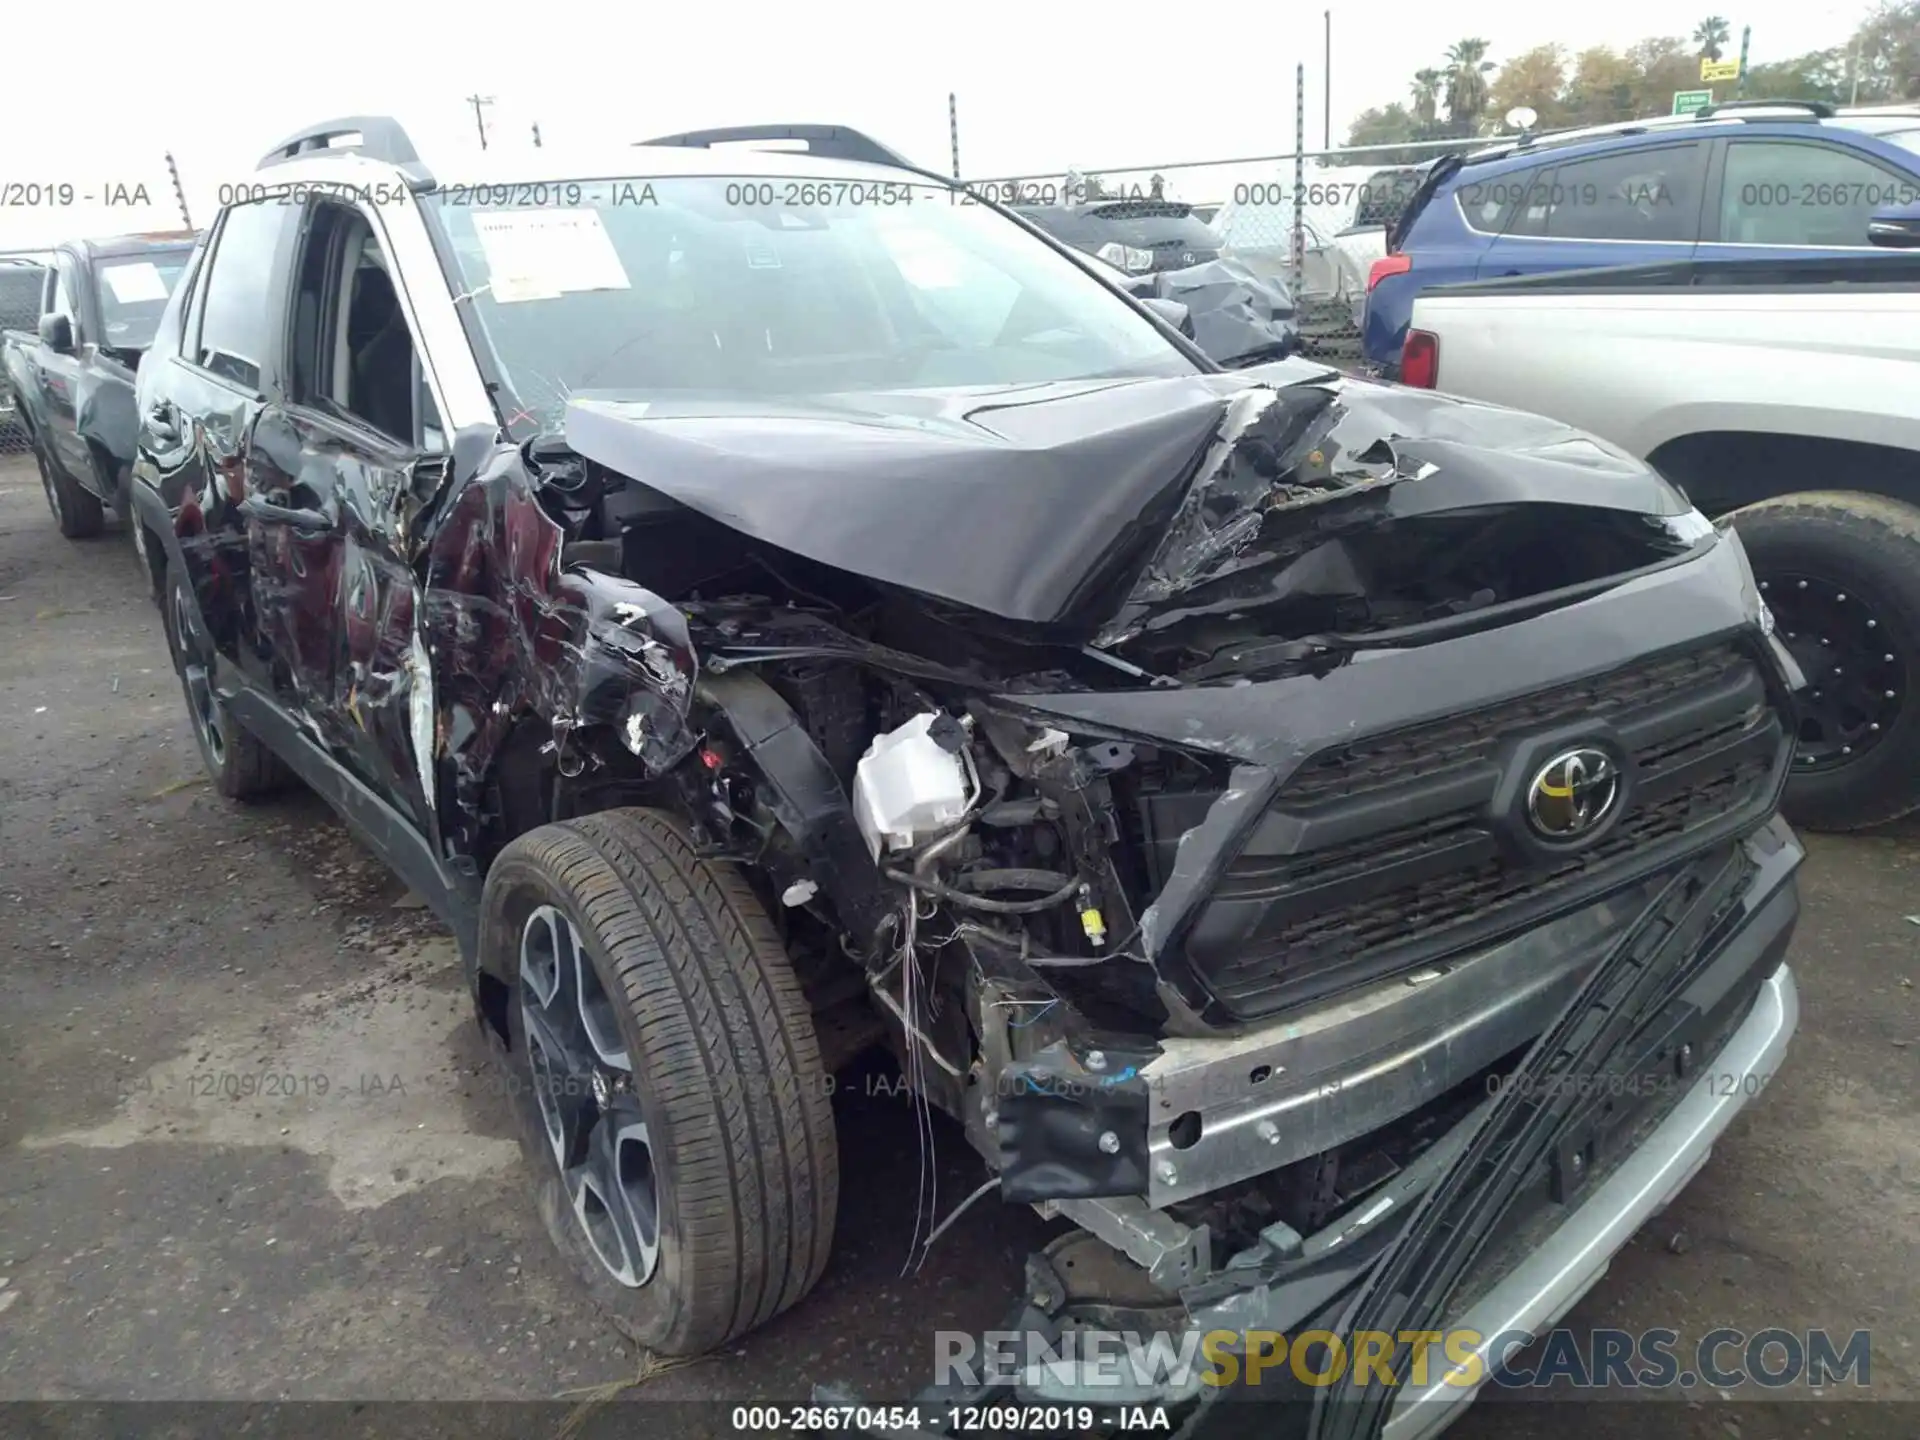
[1362,100,1920,372]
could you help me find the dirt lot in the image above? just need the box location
[1,451,1916,1438]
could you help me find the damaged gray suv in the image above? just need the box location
[129,118,1804,1439]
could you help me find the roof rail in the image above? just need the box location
[635,123,920,172]
[1694,98,1836,119]
[257,116,435,186]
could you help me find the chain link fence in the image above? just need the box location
[0,248,52,456]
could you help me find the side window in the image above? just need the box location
[1508,144,1704,242]
[1457,166,1544,235]
[1496,168,1560,238]
[50,254,80,329]
[288,201,426,446]
[156,242,207,359]
[194,200,289,390]
[1718,141,1915,247]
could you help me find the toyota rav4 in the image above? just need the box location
[130,117,1805,1440]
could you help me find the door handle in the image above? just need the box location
[240,495,333,532]
[146,401,180,441]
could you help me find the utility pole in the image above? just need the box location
[948,92,961,180]
[1850,41,1862,105]
[1292,64,1306,295]
[163,151,193,229]
[466,94,495,150]
[1323,11,1332,150]
[1735,26,1751,98]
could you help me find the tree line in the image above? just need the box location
[1340,0,1920,163]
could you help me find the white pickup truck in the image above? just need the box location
[1401,252,1920,833]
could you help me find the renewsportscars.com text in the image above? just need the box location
[935,1326,1872,1391]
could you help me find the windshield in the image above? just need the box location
[93,253,191,350]
[425,176,1198,436]
[1880,126,1920,156]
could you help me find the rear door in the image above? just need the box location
[1700,133,1920,260]
[146,198,304,694]
[1476,139,1709,279]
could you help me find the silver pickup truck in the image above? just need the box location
[1402,252,1920,834]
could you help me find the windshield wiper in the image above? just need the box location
[1217,341,1300,369]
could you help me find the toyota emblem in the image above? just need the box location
[1526,746,1622,841]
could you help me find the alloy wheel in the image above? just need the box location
[1762,572,1907,772]
[518,904,660,1288]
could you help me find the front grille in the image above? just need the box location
[1178,642,1789,1018]
[1282,645,1753,807]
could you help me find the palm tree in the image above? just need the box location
[1693,15,1731,61]
[1445,39,1497,131]
[1411,68,1445,125]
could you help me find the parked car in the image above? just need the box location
[1013,196,1225,275]
[135,117,1801,1438]
[1363,99,1920,372]
[1402,250,1920,833]
[1,233,196,550]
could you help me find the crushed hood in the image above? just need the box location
[563,373,1694,635]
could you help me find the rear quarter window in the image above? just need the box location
[1500,142,1705,242]
[1451,166,1544,234]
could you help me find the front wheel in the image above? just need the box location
[130,510,166,606]
[1730,491,1920,831]
[34,437,104,539]
[480,808,839,1355]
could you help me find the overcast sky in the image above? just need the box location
[0,0,1874,250]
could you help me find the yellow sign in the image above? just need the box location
[1701,58,1741,82]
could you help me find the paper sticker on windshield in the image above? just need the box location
[101,262,170,304]
[470,210,631,303]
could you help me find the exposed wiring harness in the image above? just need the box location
[883,866,1083,914]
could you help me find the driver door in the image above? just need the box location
[245,196,448,839]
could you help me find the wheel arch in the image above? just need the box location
[1648,430,1920,519]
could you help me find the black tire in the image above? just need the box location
[130,509,166,606]
[161,564,289,801]
[34,436,104,539]
[480,808,839,1355]
[1729,491,1920,831]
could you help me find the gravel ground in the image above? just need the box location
[1,452,1916,1439]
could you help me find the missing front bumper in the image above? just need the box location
[819,818,1803,1438]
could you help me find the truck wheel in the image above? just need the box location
[479,808,839,1355]
[161,565,289,801]
[1729,491,1920,831]
[34,439,104,539]
[130,511,166,606]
